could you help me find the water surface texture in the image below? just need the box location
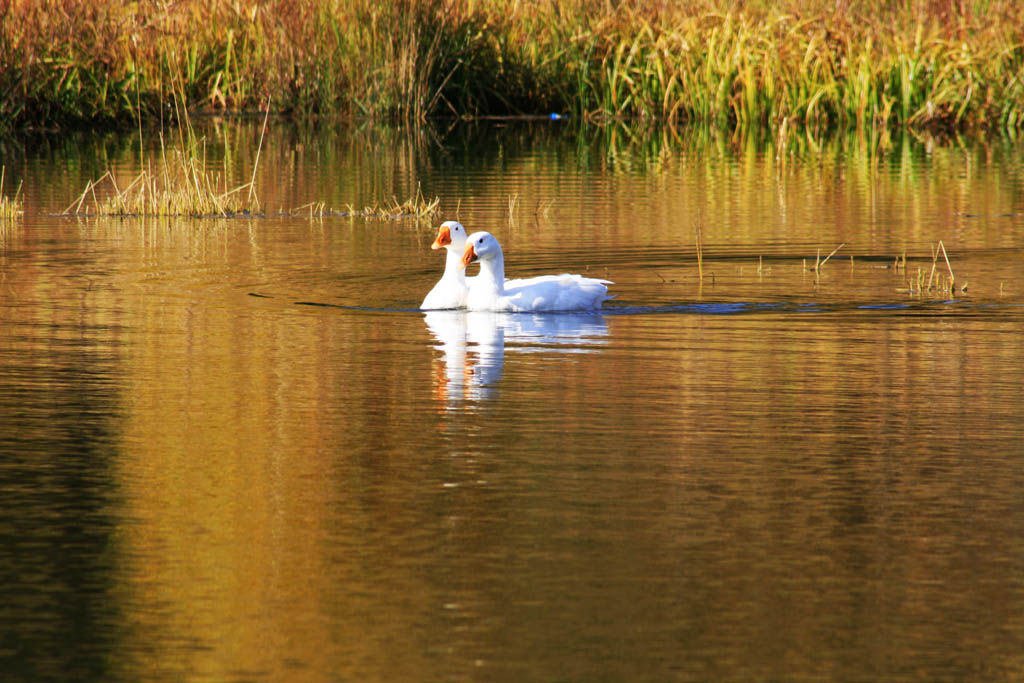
[2,122,1024,681]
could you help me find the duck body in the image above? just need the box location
[462,231,612,312]
[421,221,476,310]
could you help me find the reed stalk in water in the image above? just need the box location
[819,243,845,269]
[695,219,705,282]
[902,242,966,297]
[938,240,955,292]
[507,193,520,225]
[0,167,24,221]
[811,243,845,283]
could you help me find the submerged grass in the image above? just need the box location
[2,0,1022,132]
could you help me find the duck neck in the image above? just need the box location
[478,249,506,296]
[443,246,467,284]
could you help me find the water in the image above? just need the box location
[2,122,1024,681]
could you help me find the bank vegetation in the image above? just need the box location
[2,0,1022,133]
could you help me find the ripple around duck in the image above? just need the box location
[278,295,1024,319]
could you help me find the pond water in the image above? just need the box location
[2,121,1024,681]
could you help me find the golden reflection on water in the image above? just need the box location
[113,291,332,678]
[2,124,1024,680]
[13,121,1024,256]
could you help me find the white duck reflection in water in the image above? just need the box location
[424,310,609,404]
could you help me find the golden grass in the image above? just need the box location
[336,187,442,220]
[63,105,268,217]
[63,141,440,220]
[1,167,24,221]
[60,94,433,220]
[63,164,259,218]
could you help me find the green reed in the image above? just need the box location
[546,2,1024,130]
[2,0,1022,131]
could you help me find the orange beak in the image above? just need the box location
[460,244,477,269]
[431,225,451,250]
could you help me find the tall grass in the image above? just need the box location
[2,0,1022,132]
[539,1,1024,130]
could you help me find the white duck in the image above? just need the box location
[460,231,613,312]
[421,221,475,310]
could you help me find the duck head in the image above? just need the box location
[432,220,468,250]
[460,231,501,269]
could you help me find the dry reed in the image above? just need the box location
[1,167,24,221]
[64,110,267,217]
[694,220,704,282]
[905,241,965,296]
[350,188,441,220]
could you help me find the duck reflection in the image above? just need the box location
[424,310,609,403]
